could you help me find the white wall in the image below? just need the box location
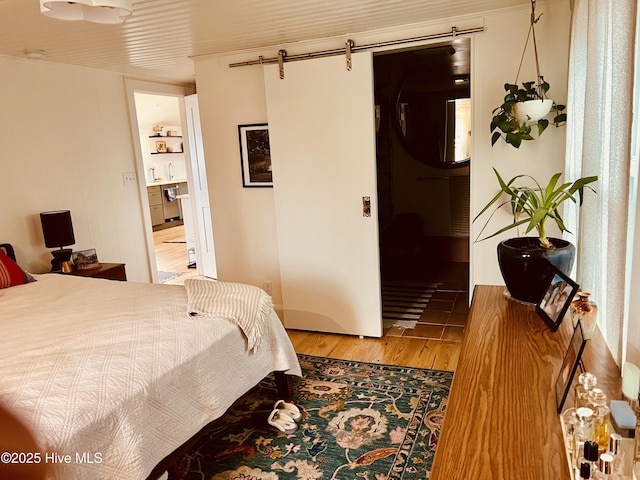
[193,59,284,305]
[470,2,571,288]
[0,56,150,281]
[194,1,571,304]
[0,1,572,299]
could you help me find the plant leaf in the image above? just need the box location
[506,132,522,148]
[539,80,550,96]
[537,119,549,136]
[475,218,531,243]
[527,207,549,233]
[544,172,562,201]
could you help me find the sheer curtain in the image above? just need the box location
[565,0,637,365]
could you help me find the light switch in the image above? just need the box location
[122,172,137,186]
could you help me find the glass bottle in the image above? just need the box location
[581,441,599,478]
[608,433,625,478]
[576,372,598,409]
[579,462,592,479]
[587,388,610,454]
[595,453,614,479]
[562,408,578,462]
[575,407,595,469]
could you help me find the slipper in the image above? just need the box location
[274,399,302,422]
[267,409,298,435]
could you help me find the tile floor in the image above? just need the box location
[383,262,469,341]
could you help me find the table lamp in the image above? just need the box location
[40,210,75,272]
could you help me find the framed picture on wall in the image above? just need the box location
[238,124,273,187]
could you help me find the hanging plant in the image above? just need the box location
[490,0,567,148]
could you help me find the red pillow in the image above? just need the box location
[0,249,35,289]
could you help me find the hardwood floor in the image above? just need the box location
[152,225,200,285]
[287,330,461,371]
[154,225,464,371]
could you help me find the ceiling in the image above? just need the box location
[0,0,531,86]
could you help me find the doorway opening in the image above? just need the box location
[374,39,470,338]
[133,92,194,283]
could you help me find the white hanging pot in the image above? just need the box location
[515,99,553,123]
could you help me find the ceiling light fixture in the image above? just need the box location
[40,0,132,24]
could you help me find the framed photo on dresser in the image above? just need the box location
[536,264,579,332]
[555,319,588,413]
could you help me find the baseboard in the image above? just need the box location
[152,219,184,232]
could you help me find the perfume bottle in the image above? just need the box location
[562,408,579,462]
[608,433,625,478]
[580,462,592,479]
[575,407,595,469]
[576,372,598,409]
[595,453,614,479]
[587,388,610,454]
[581,441,599,478]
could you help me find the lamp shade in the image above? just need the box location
[40,0,132,24]
[40,210,75,249]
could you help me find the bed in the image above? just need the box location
[0,243,301,480]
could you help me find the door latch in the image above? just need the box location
[362,196,371,217]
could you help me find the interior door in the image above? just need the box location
[183,94,217,279]
[264,52,382,337]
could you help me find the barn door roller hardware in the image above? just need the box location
[345,39,354,71]
[278,49,286,79]
[229,24,484,78]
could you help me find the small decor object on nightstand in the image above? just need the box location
[72,248,100,270]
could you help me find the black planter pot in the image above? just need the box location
[497,237,575,305]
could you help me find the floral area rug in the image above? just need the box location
[172,354,452,480]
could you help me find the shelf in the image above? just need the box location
[151,151,183,155]
[149,135,182,138]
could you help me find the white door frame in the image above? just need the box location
[124,79,205,282]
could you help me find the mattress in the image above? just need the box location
[0,274,301,479]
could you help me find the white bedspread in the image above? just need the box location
[0,274,301,480]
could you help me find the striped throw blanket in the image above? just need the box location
[184,279,272,352]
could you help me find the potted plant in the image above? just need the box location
[490,0,567,148]
[490,80,567,148]
[474,168,597,304]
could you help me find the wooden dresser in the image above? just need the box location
[431,285,622,480]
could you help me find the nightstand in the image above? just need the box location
[66,263,127,281]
